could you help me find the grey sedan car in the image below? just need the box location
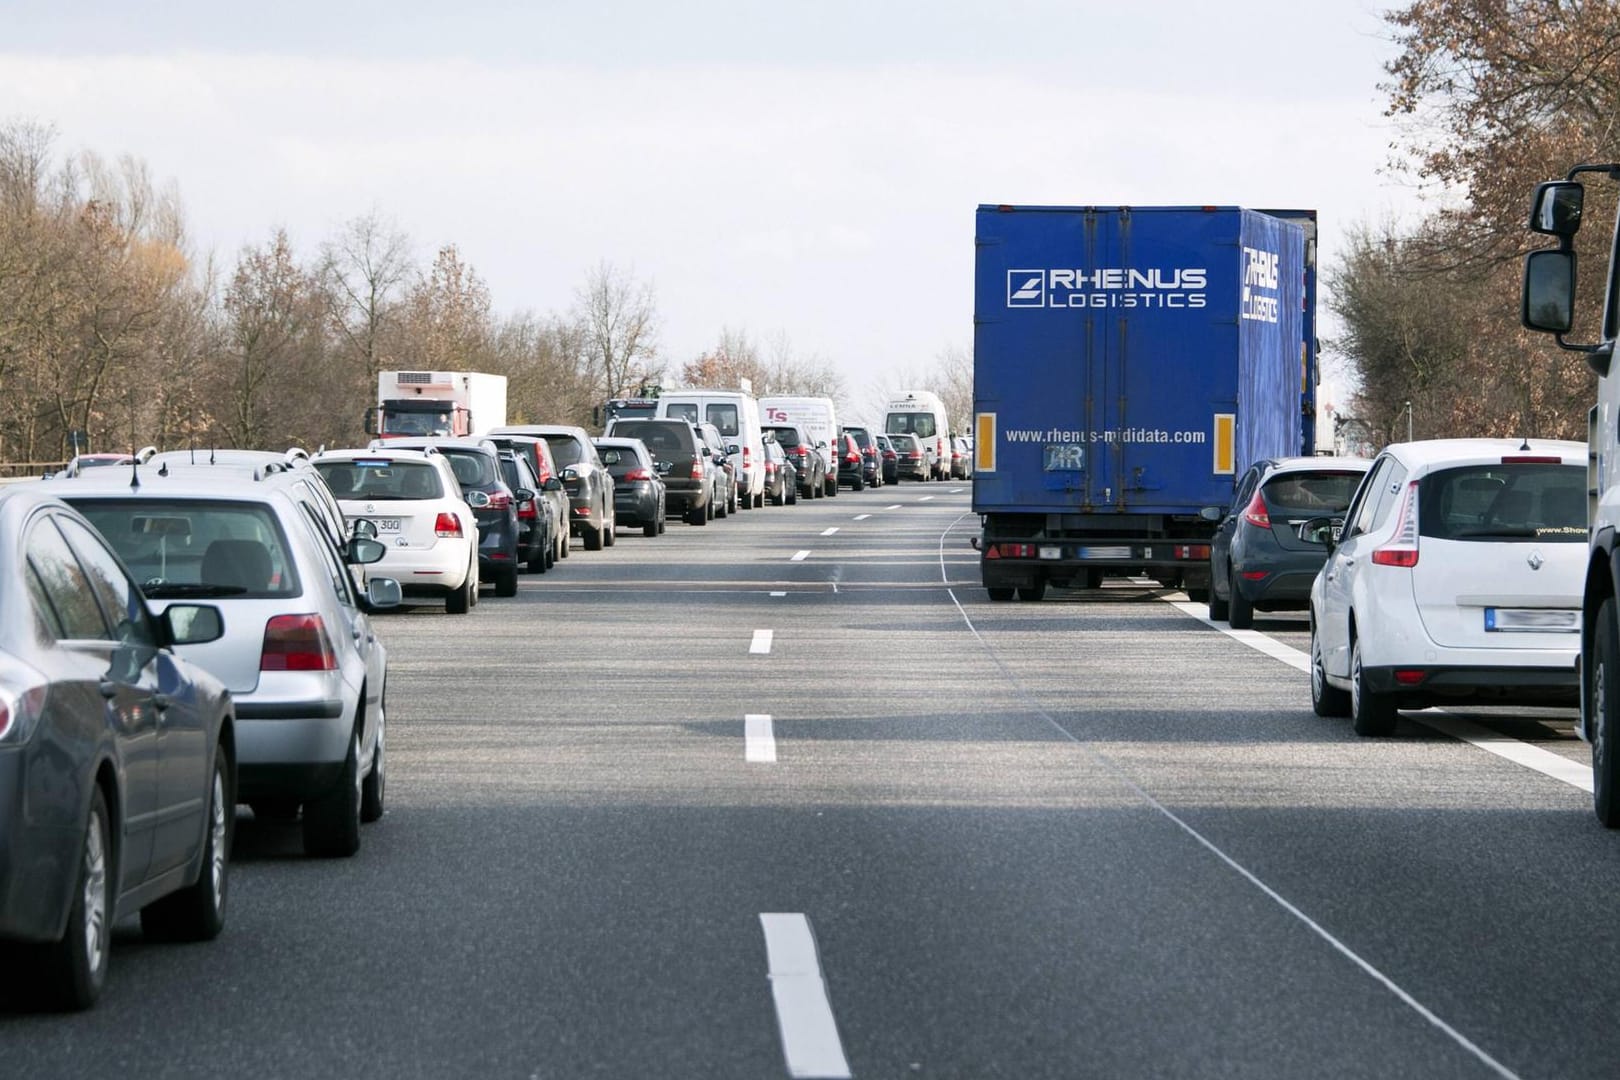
[46,465,400,858]
[0,486,234,1009]
[1207,456,1371,628]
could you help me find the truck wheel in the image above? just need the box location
[1228,570,1254,629]
[1593,598,1620,826]
[987,587,1014,602]
[1350,635,1397,737]
[1016,580,1046,602]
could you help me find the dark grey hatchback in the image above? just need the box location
[1207,456,1371,628]
[0,486,235,1009]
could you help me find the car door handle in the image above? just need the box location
[98,680,118,700]
[1342,558,1356,567]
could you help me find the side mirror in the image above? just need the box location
[467,490,491,508]
[1198,506,1224,522]
[542,477,564,492]
[515,488,536,502]
[363,406,379,436]
[1297,516,1341,550]
[561,466,580,481]
[164,604,225,646]
[726,444,740,456]
[1528,180,1584,238]
[1522,249,1576,334]
[366,576,403,610]
[347,536,387,565]
[351,518,379,540]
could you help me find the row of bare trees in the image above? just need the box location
[1331,1,1620,446]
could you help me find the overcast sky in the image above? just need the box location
[0,1,1418,416]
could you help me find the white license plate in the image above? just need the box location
[1080,545,1131,560]
[376,518,402,532]
[1484,608,1579,632]
[1039,546,1062,560]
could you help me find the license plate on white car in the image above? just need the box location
[376,518,402,532]
[1484,608,1579,632]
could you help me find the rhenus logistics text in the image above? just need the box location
[1007,268,1206,309]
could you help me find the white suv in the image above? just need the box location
[314,449,481,614]
[1309,438,1586,735]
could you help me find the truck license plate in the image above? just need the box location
[1484,608,1578,632]
[1079,545,1131,560]
[1039,546,1061,560]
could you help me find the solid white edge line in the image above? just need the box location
[1163,597,1592,793]
[745,714,777,763]
[821,527,840,536]
[791,550,811,562]
[933,517,1522,1080]
[853,514,872,521]
[750,629,774,655]
[760,913,851,1079]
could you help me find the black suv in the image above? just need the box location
[383,437,521,596]
[492,426,616,550]
[606,418,713,526]
[763,423,826,499]
[594,436,667,538]
[497,450,553,573]
[842,426,883,488]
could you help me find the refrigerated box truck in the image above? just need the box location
[973,204,1313,601]
[369,371,508,439]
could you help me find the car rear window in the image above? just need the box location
[438,449,498,488]
[1419,463,1585,543]
[611,422,694,457]
[1261,470,1366,514]
[316,459,444,500]
[67,498,301,598]
[544,436,586,467]
[765,426,801,448]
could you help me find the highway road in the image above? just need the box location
[3,484,1614,1079]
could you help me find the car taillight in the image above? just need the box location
[743,446,752,466]
[624,467,652,481]
[1371,480,1421,567]
[0,684,46,744]
[261,614,337,672]
[517,501,536,519]
[486,490,511,511]
[845,451,860,463]
[1242,490,1270,529]
[435,512,463,537]
[690,459,704,479]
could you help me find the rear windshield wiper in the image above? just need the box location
[1451,526,1539,539]
[142,582,249,599]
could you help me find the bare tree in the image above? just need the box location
[576,261,660,401]
[320,211,413,385]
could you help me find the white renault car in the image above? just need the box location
[314,448,481,614]
[1309,438,1586,735]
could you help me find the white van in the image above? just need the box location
[759,396,839,497]
[657,390,766,508]
[883,391,951,480]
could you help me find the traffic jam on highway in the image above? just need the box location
[5,200,1620,1080]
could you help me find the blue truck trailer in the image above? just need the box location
[972,204,1313,601]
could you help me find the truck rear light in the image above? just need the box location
[1371,480,1420,567]
[261,614,337,672]
[435,512,463,537]
[1172,544,1210,560]
[1242,490,1270,529]
[991,543,1036,558]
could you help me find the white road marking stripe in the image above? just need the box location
[885,504,902,510]
[746,714,777,763]
[932,516,1523,1080]
[853,514,871,521]
[791,550,811,562]
[1163,597,1591,793]
[770,591,787,597]
[919,495,934,502]
[750,630,774,655]
[760,914,851,1079]
[821,527,840,536]
[950,487,964,493]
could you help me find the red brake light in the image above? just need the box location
[1242,490,1270,529]
[435,512,463,537]
[261,614,337,672]
[517,501,536,519]
[624,467,652,481]
[1500,456,1562,464]
[486,490,511,511]
[1371,480,1420,567]
[690,459,705,479]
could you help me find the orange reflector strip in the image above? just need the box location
[975,412,997,473]
[1213,414,1235,475]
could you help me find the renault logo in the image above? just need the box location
[1528,552,1544,571]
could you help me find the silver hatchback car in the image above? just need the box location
[43,465,401,857]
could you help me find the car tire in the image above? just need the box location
[41,785,111,1010]
[361,705,385,824]
[527,532,547,574]
[688,504,709,526]
[987,586,1015,601]
[1228,570,1254,629]
[141,745,232,942]
[560,532,570,558]
[1017,580,1046,602]
[1350,635,1397,737]
[715,495,728,519]
[604,510,617,545]
[1207,569,1230,621]
[754,491,765,509]
[658,513,667,533]
[303,729,362,858]
[826,477,838,497]
[1311,621,1351,718]
[643,519,658,538]
[852,475,864,491]
[1593,598,1620,826]
[446,568,474,615]
[495,564,519,597]
[729,490,739,514]
[787,487,798,505]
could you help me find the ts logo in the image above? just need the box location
[1007,270,1045,308]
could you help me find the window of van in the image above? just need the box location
[887,413,936,438]
[665,403,700,425]
[706,404,740,436]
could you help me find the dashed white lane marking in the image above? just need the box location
[760,913,851,1079]
[790,550,811,562]
[951,487,965,493]
[1163,597,1591,794]
[750,630,774,655]
[853,514,871,521]
[770,591,788,598]
[885,504,902,510]
[745,714,777,763]
[919,495,935,502]
[820,527,840,536]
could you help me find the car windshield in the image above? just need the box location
[1419,462,1585,542]
[67,498,301,598]
[1261,470,1367,514]
[887,413,936,437]
[383,409,453,436]
[316,459,444,501]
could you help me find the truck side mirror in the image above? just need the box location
[363,406,379,436]
[1522,249,1576,334]
[1529,181,1584,238]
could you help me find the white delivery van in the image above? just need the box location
[759,396,839,497]
[883,391,951,480]
[658,390,767,509]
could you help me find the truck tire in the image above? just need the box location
[1017,580,1046,602]
[987,586,1014,602]
[1592,598,1620,826]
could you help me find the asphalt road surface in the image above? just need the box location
[3,481,1612,1079]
